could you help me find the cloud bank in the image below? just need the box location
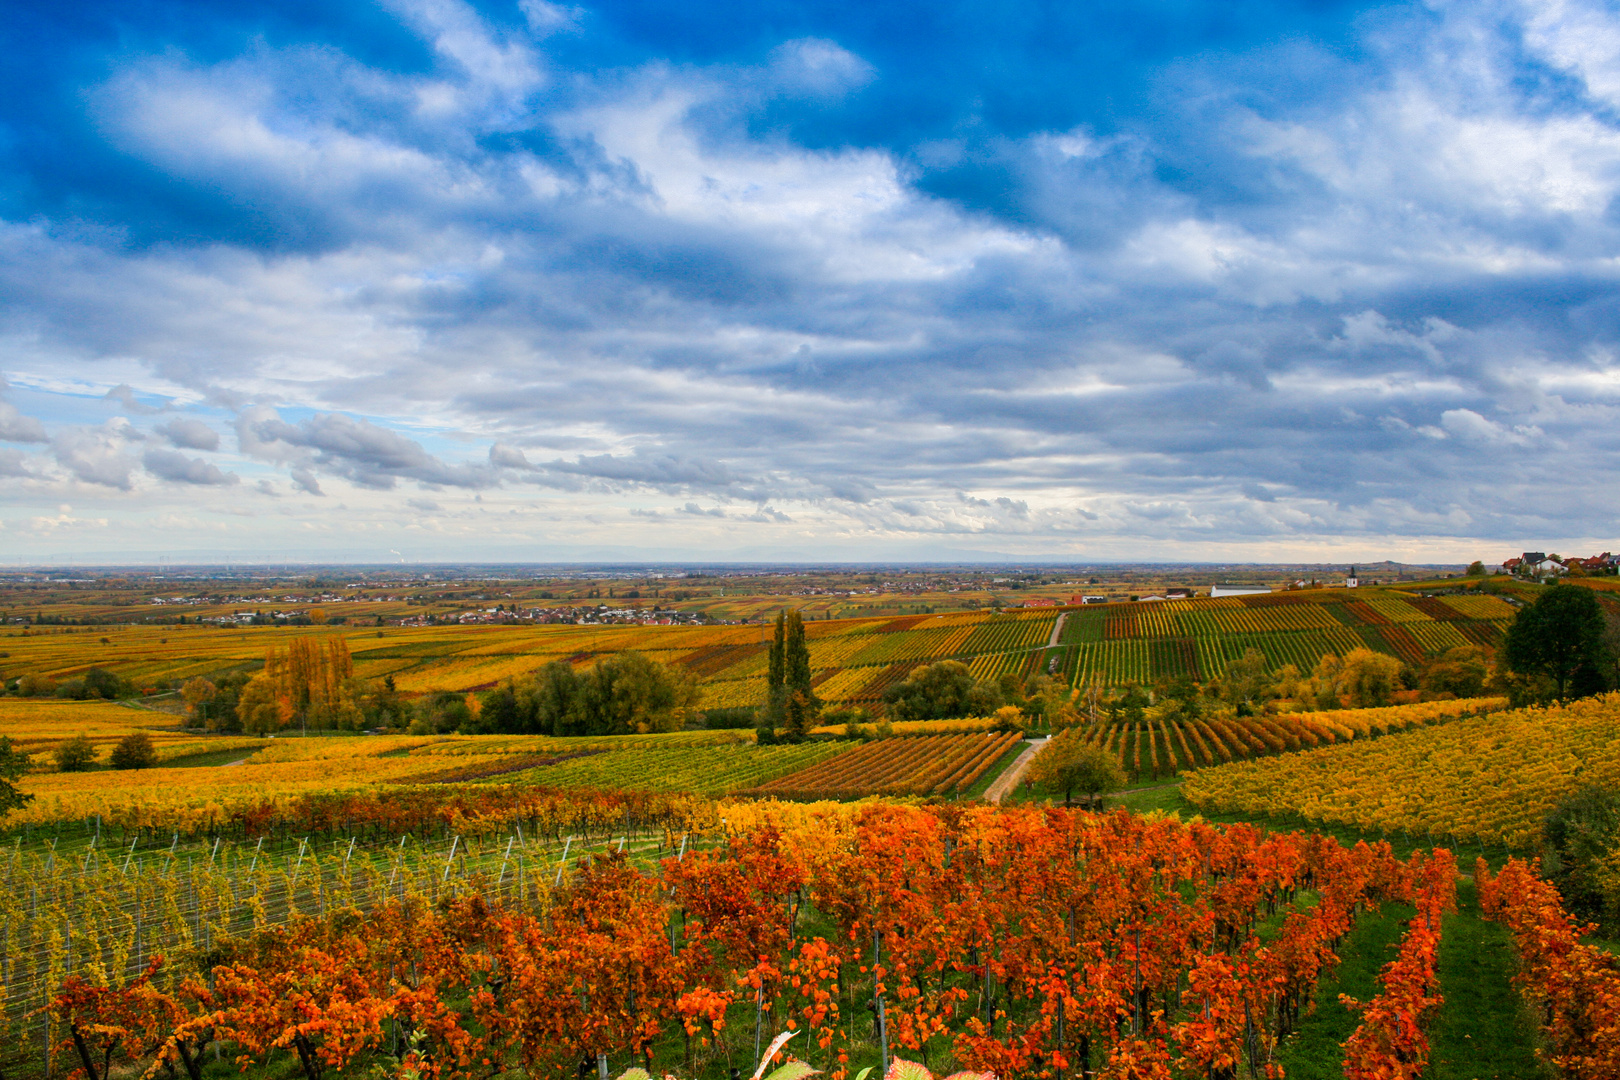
[2,0,1619,561]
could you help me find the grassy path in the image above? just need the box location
[1275,882,1548,1080]
[1428,881,1549,1080]
[1276,900,1414,1078]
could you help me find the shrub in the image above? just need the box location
[54,736,96,773]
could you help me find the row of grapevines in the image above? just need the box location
[35,804,1419,1080]
[1181,693,1620,846]
[1476,856,1620,1076]
[739,733,1020,799]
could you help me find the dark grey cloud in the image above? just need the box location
[289,469,324,496]
[238,409,491,491]
[142,447,238,485]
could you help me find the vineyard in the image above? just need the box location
[2,580,1615,1079]
[1180,691,1620,847]
[17,801,1460,1080]
[0,584,1529,716]
[7,731,831,832]
[738,732,1024,800]
[0,699,266,766]
[1067,697,1504,782]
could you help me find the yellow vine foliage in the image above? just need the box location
[1182,692,1620,847]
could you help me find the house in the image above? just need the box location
[1210,584,1270,597]
[1077,595,1109,604]
[1502,557,1523,573]
[1345,566,1359,588]
[1165,587,1194,599]
[1135,594,1167,602]
[1023,597,1059,608]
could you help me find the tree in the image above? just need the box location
[883,660,1002,721]
[762,611,787,738]
[1466,560,1486,576]
[1026,730,1126,808]
[1542,784,1620,930]
[83,667,123,700]
[18,673,57,697]
[764,609,815,739]
[1307,649,1403,709]
[784,610,812,705]
[55,735,97,772]
[498,652,699,737]
[181,678,217,723]
[109,732,156,770]
[0,736,35,815]
[1337,648,1405,708]
[1418,645,1488,699]
[1221,647,1272,712]
[1504,584,1611,701]
[783,690,811,742]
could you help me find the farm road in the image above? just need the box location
[1046,612,1067,648]
[986,736,1049,804]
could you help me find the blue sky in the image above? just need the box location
[2,0,1620,563]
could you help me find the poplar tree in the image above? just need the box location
[760,611,788,742]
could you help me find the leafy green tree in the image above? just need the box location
[1504,584,1612,701]
[883,660,1001,721]
[1026,730,1126,808]
[83,667,123,699]
[783,690,811,742]
[109,732,156,770]
[523,662,587,736]
[580,651,701,734]
[784,610,812,703]
[411,691,473,734]
[763,609,815,739]
[767,610,786,693]
[54,735,96,772]
[0,736,33,815]
[1466,560,1486,576]
[500,652,699,736]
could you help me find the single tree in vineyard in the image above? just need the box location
[55,735,96,772]
[1505,584,1612,701]
[1026,728,1126,808]
[109,732,156,771]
